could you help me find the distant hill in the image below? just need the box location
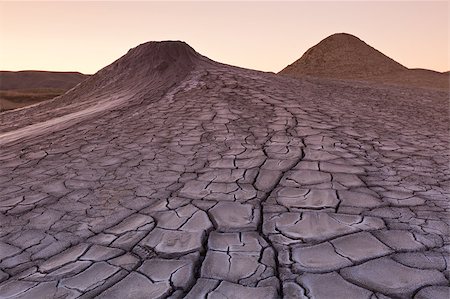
[0,71,88,112]
[280,33,449,90]
[0,71,88,90]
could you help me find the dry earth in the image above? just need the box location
[0,41,449,298]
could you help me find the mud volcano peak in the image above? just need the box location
[96,40,206,81]
[57,40,209,105]
[119,40,202,71]
[322,32,367,42]
[127,40,198,59]
[280,32,407,80]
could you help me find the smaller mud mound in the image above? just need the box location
[280,33,407,80]
[280,33,449,90]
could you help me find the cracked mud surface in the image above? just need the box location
[0,42,449,298]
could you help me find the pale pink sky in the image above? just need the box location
[0,1,448,74]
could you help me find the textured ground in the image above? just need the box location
[0,42,449,298]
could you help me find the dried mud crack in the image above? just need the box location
[0,41,449,298]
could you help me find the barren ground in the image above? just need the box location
[0,42,449,298]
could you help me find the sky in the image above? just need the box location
[0,1,448,74]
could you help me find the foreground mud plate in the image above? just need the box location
[0,41,448,298]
